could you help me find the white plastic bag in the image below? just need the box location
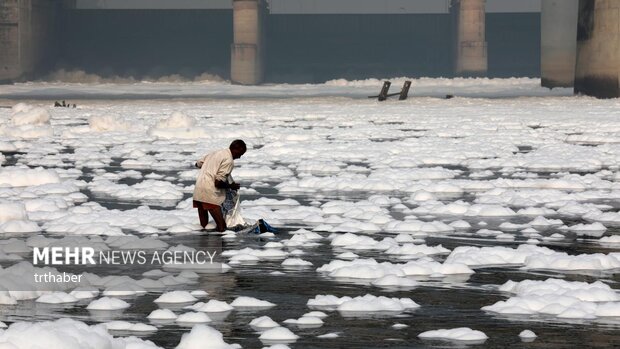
[222,189,252,229]
[225,191,247,228]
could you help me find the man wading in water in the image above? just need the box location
[193,139,246,232]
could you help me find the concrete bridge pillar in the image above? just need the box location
[0,0,22,82]
[541,0,579,88]
[231,0,265,85]
[452,0,487,77]
[0,0,62,83]
[574,0,620,98]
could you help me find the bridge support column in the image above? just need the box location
[575,0,620,98]
[452,0,487,77]
[0,0,22,82]
[541,0,579,88]
[0,0,61,83]
[231,0,265,85]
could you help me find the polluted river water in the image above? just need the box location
[0,78,618,348]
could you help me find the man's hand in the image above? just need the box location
[215,180,240,190]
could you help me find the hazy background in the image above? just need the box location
[48,0,541,83]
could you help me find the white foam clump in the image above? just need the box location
[304,311,327,318]
[296,316,324,325]
[230,296,275,308]
[410,190,436,202]
[176,324,240,349]
[568,222,607,237]
[186,300,234,313]
[385,243,450,257]
[418,327,488,342]
[445,244,556,267]
[413,201,516,218]
[242,197,299,208]
[599,235,620,245]
[338,294,419,313]
[307,294,419,313]
[371,274,417,287]
[519,330,537,339]
[0,318,162,349]
[450,220,471,229]
[10,103,50,126]
[148,308,178,320]
[583,208,620,224]
[329,233,392,250]
[524,251,620,271]
[385,220,455,235]
[1,219,41,233]
[70,289,99,299]
[224,247,288,264]
[482,278,620,319]
[0,262,83,304]
[259,327,299,341]
[0,167,61,187]
[281,258,312,266]
[191,290,208,297]
[1,104,52,139]
[284,316,324,326]
[0,202,27,223]
[35,292,78,304]
[86,297,130,310]
[104,321,157,332]
[465,204,516,217]
[0,140,16,153]
[529,216,563,227]
[89,179,184,202]
[89,114,132,132]
[148,112,205,139]
[176,312,212,323]
[43,221,125,236]
[154,291,198,303]
[336,252,358,260]
[250,316,280,329]
[233,166,294,182]
[155,112,196,129]
[317,258,473,280]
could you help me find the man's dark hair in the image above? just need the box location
[230,139,247,152]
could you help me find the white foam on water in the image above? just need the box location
[418,327,488,342]
[186,300,234,313]
[1,79,620,347]
[230,296,276,309]
[148,308,178,320]
[176,324,240,349]
[154,291,198,304]
[0,318,162,349]
[176,312,212,323]
[259,327,299,342]
[482,278,620,319]
[250,316,280,329]
[86,297,130,310]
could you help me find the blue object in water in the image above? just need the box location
[249,219,278,234]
